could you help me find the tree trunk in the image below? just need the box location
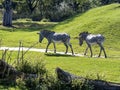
[56,67,120,90]
[3,0,12,26]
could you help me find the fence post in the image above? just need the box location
[17,40,22,64]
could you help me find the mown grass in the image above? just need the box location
[53,3,120,51]
[0,3,120,85]
[45,54,120,83]
[0,50,120,83]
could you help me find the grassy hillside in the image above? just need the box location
[0,3,120,85]
[0,3,120,57]
[53,3,120,50]
[0,3,119,49]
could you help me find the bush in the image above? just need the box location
[15,56,93,90]
[16,58,47,89]
[41,18,50,22]
[16,59,47,75]
[16,59,94,90]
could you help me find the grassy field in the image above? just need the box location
[45,55,120,83]
[0,3,120,84]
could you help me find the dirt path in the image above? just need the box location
[0,46,84,56]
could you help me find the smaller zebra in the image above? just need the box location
[37,30,74,55]
[79,31,107,58]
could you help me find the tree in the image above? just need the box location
[26,0,39,13]
[3,0,12,26]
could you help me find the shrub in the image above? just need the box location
[16,59,46,75]
[41,18,50,22]
[15,57,93,90]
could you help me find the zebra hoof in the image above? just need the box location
[72,54,75,56]
[65,52,67,54]
[72,53,74,55]
[105,56,107,58]
[98,55,100,57]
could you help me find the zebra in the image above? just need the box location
[79,31,107,58]
[37,30,74,55]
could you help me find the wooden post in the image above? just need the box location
[17,41,22,64]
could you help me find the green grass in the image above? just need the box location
[53,3,120,50]
[1,51,120,83]
[45,54,120,83]
[0,3,120,85]
[51,3,120,58]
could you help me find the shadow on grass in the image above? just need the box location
[108,56,120,59]
[45,53,75,57]
[0,22,58,32]
[0,13,83,32]
[13,22,57,31]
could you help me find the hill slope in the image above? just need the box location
[53,3,120,49]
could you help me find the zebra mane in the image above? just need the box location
[79,31,89,36]
[42,30,55,33]
[41,30,55,37]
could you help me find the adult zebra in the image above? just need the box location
[79,31,107,58]
[37,30,74,55]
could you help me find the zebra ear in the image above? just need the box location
[85,31,88,34]
[79,33,82,36]
[74,37,79,39]
[37,32,40,34]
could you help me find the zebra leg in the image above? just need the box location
[88,45,93,57]
[103,47,107,58]
[64,43,68,54]
[98,44,107,58]
[98,48,102,57]
[69,43,74,55]
[98,44,102,57]
[53,43,56,53]
[45,42,51,53]
[98,43,102,57]
[84,46,89,55]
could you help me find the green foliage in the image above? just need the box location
[16,59,47,75]
[15,55,47,90]
[71,79,94,90]
[1,0,120,21]
[15,56,93,90]
[17,75,94,90]
[46,79,93,90]
[41,18,50,22]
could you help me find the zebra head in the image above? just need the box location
[37,30,44,43]
[79,31,89,46]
